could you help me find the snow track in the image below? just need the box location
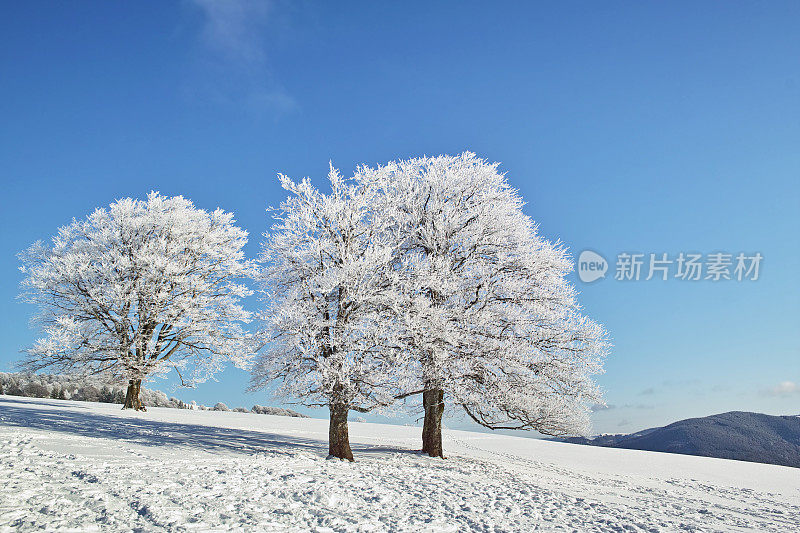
[1,396,798,532]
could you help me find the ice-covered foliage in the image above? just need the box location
[0,372,308,416]
[254,153,607,440]
[250,168,405,414]
[18,192,257,389]
[0,372,181,408]
[356,153,608,436]
[251,404,309,418]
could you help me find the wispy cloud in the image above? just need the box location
[193,0,271,65]
[636,379,705,397]
[187,0,297,114]
[661,379,701,389]
[623,403,654,410]
[762,381,800,397]
[591,403,653,412]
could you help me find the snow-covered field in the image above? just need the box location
[1,396,798,532]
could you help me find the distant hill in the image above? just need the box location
[561,412,800,468]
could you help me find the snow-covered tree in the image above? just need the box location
[357,153,608,457]
[250,168,404,461]
[18,192,256,410]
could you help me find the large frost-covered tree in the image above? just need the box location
[357,153,608,457]
[18,192,256,410]
[251,168,403,461]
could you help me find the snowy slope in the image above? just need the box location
[1,395,798,532]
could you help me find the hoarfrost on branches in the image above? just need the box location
[250,168,405,459]
[357,153,608,444]
[18,192,257,409]
[253,153,608,458]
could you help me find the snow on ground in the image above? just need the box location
[0,396,798,532]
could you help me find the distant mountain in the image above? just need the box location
[561,412,800,468]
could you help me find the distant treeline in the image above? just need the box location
[0,372,308,418]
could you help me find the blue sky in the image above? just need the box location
[1,1,798,434]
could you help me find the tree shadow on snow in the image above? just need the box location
[0,396,93,409]
[0,396,417,459]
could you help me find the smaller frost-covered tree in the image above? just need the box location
[358,153,609,457]
[19,192,256,410]
[251,168,402,461]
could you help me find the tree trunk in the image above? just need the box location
[421,387,445,458]
[122,379,146,411]
[328,402,354,461]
